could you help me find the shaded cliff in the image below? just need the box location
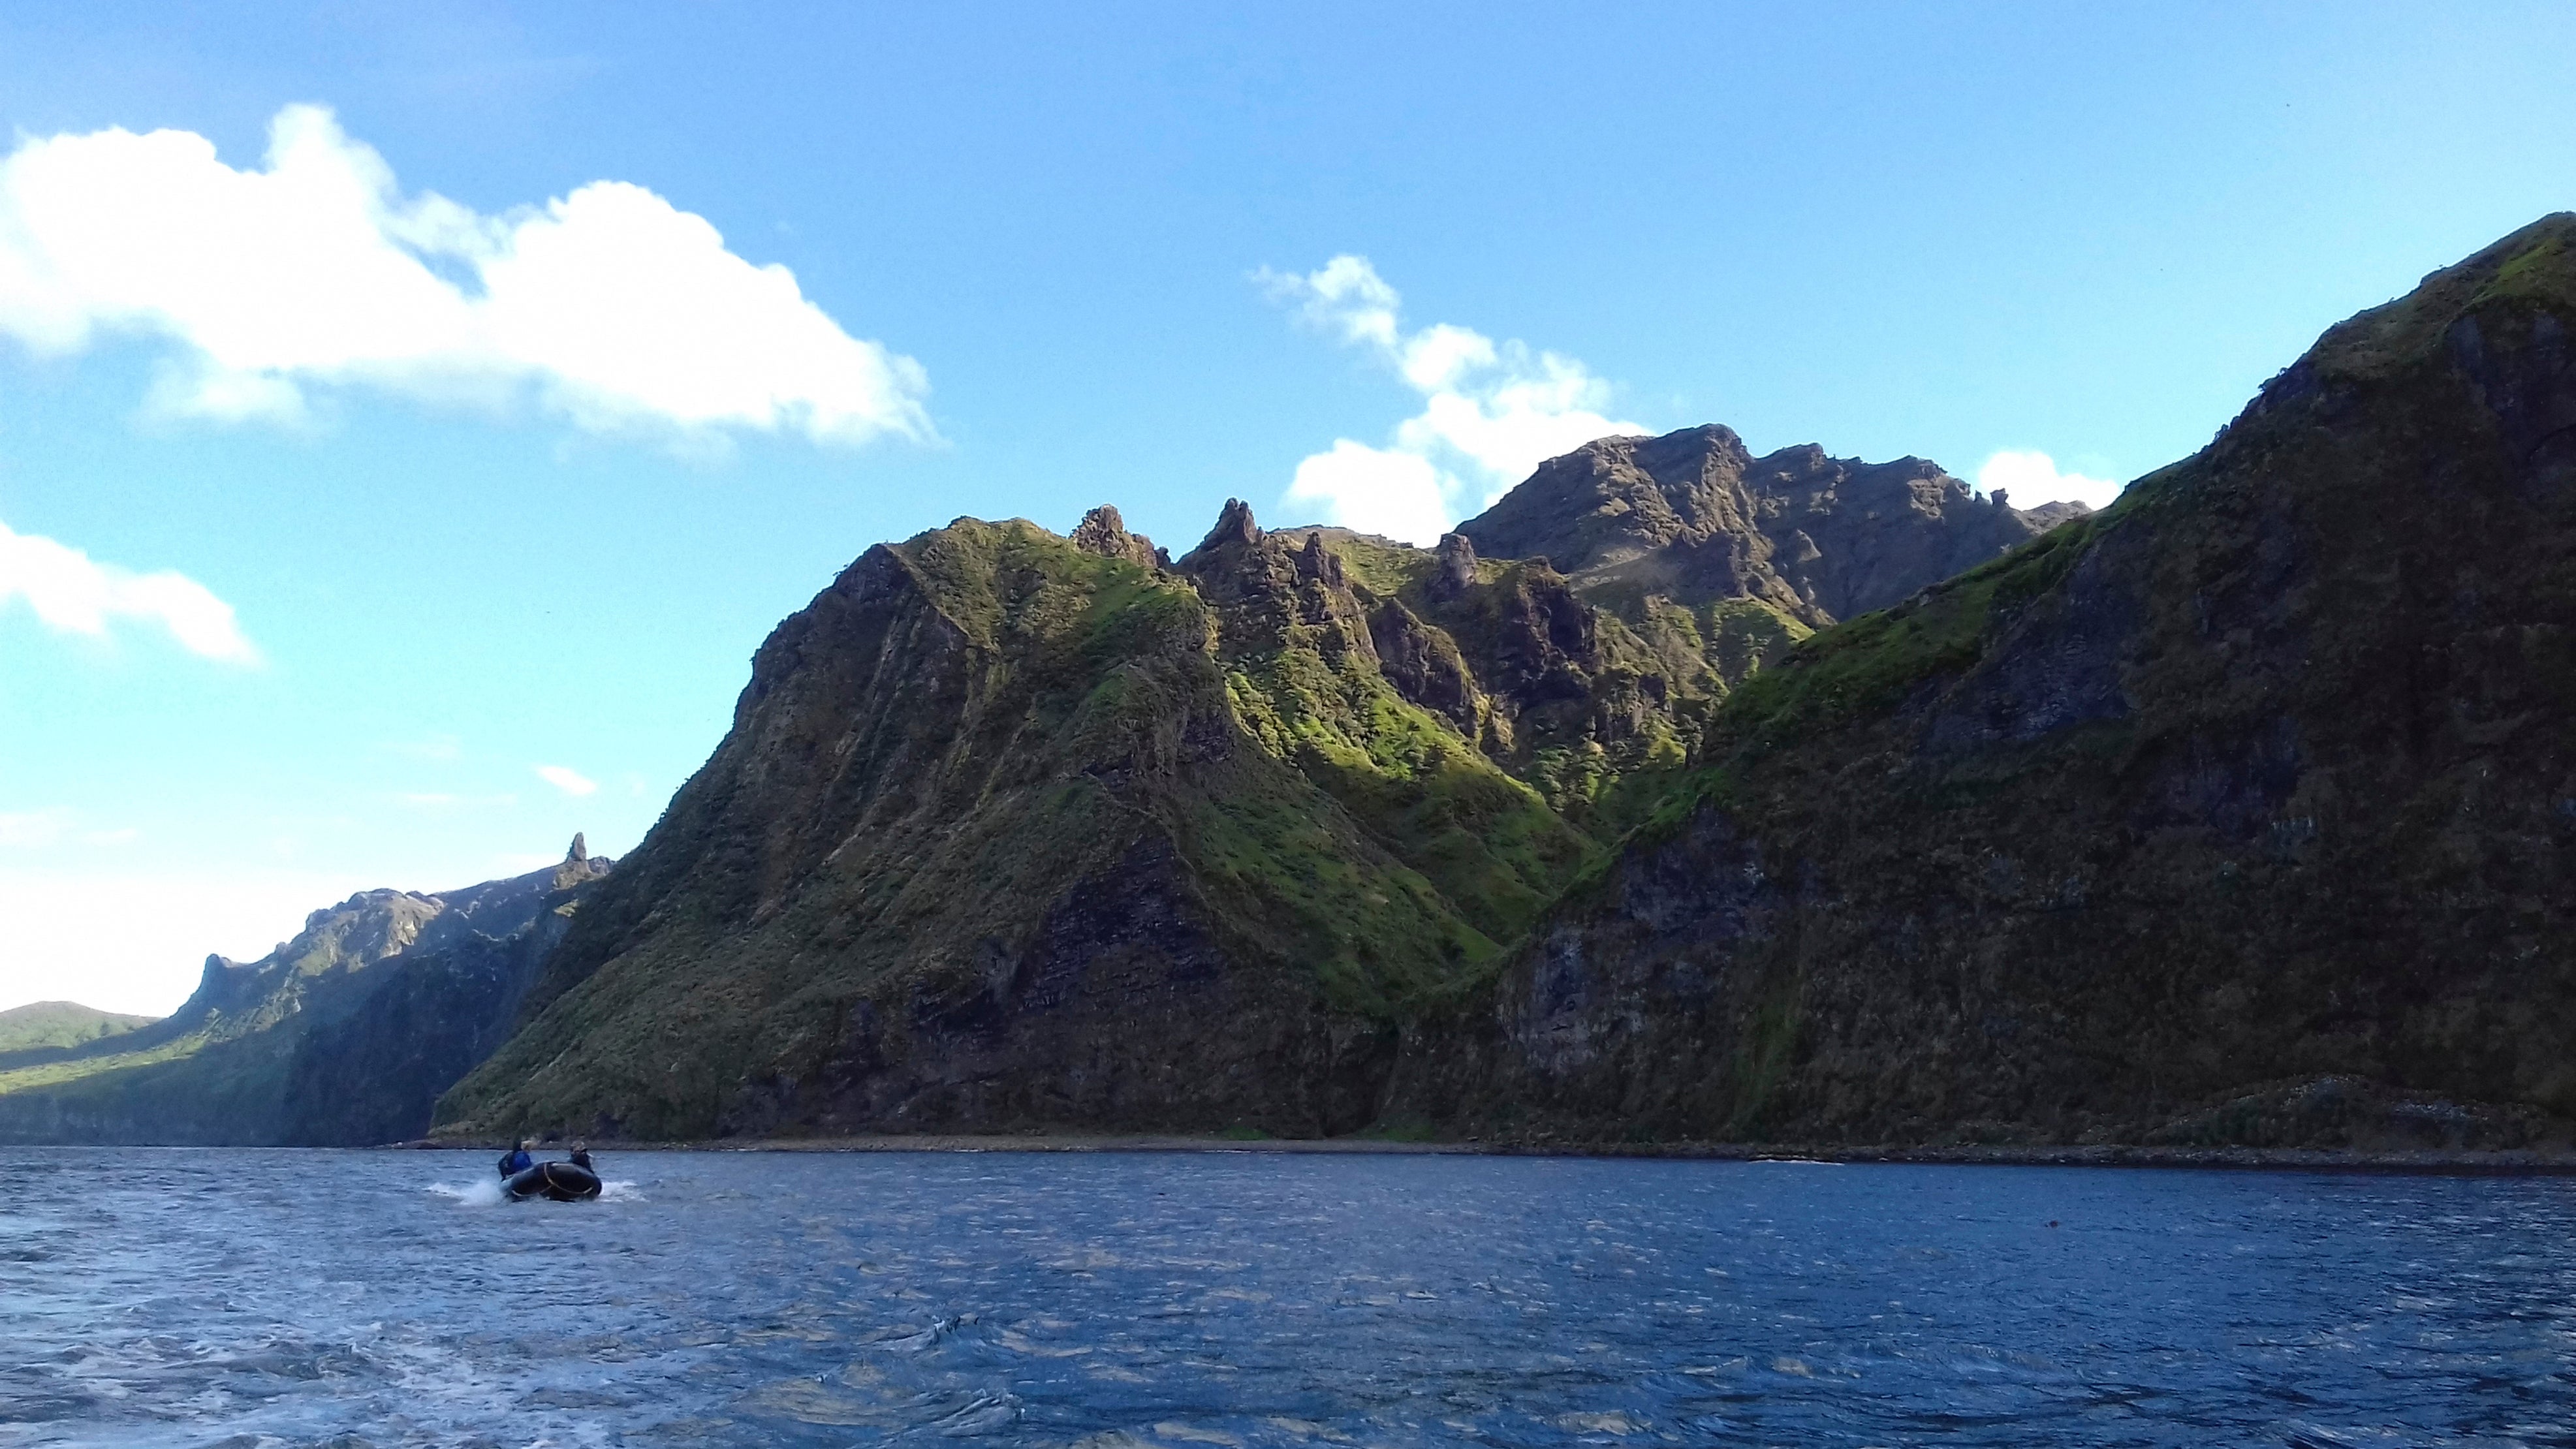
[0,843,608,1145]
[1389,213,2576,1150]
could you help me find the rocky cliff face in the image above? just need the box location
[0,842,609,1145]
[1388,213,2576,1149]
[1458,426,2077,625]
[437,421,2082,1142]
[437,516,1522,1142]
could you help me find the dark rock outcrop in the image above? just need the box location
[1458,424,2080,627]
[1187,497,1261,559]
[1070,504,1165,569]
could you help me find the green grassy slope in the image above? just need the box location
[438,521,1548,1140]
[0,1001,155,1054]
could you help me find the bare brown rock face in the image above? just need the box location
[1458,425,2079,626]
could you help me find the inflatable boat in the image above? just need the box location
[504,1161,602,1202]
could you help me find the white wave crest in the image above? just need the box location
[428,1177,506,1207]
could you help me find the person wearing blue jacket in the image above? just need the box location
[497,1139,534,1178]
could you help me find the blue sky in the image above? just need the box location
[3,2,2572,1014]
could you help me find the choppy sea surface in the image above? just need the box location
[6,1149,2576,1447]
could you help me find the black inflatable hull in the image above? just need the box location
[504,1162,601,1202]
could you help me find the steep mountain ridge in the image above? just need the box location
[439,514,1530,1141]
[436,426,2085,1142]
[1383,213,2576,1149]
[0,842,610,1144]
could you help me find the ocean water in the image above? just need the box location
[5,1149,2575,1447]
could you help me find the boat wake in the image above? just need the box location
[428,1177,640,1206]
[429,1178,506,1208]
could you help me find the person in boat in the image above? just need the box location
[569,1143,593,1171]
[497,1138,535,1179]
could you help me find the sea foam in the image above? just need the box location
[429,1177,506,1208]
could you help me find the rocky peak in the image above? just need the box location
[1070,504,1163,569]
[1176,501,1304,649]
[291,891,443,974]
[1459,424,2084,626]
[1457,426,1762,576]
[182,953,266,1019]
[1192,498,1261,557]
[552,834,612,893]
[1430,533,1477,601]
[1294,529,1346,587]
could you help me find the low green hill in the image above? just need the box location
[0,1001,156,1054]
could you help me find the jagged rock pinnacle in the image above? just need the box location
[1071,504,1129,551]
[1198,498,1260,553]
[1431,532,1477,600]
[568,833,588,863]
[1071,505,1161,568]
[1294,531,1345,587]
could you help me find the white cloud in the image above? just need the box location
[1287,442,1454,555]
[0,514,259,662]
[0,866,382,1015]
[534,764,597,797]
[0,104,931,448]
[1975,449,2123,510]
[1263,255,1643,544]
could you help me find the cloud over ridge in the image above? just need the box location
[535,764,597,797]
[1263,255,1644,545]
[0,105,930,446]
[1974,449,2124,510]
[0,514,257,662]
